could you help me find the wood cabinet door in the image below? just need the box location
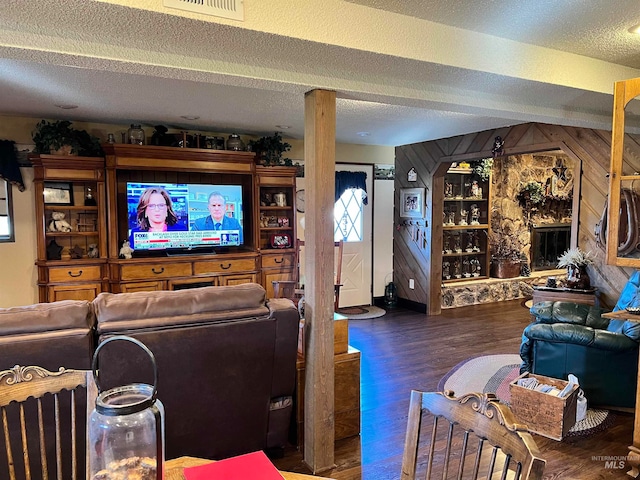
[47,283,102,302]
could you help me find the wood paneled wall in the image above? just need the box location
[395,122,634,314]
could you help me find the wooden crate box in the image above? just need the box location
[509,372,579,441]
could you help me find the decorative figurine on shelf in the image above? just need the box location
[462,258,471,278]
[119,240,134,259]
[458,208,468,226]
[443,232,451,254]
[470,180,481,198]
[465,232,474,252]
[453,232,462,253]
[70,245,84,259]
[453,259,462,279]
[444,180,453,198]
[471,257,481,277]
[470,204,480,225]
[471,230,481,252]
[84,187,97,206]
[88,243,99,258]
[48,211,72,233]
[260,192,272,206]
[442,261,451,280]
[446,210,456,226]
[46,239,63,260]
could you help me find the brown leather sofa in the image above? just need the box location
[0,283,299,463]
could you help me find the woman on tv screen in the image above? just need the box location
[132,186,180,234]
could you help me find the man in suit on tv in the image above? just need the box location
[193,191,243,243]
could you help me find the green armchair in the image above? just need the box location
[520,301,640,408]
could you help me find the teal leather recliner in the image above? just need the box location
[520,301,640,408]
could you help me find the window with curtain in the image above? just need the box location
[0,140,24,244]
[0,179,14,242]
[334,171,367,242]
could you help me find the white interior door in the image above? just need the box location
[334,164,373,307]
[296,164,373,308]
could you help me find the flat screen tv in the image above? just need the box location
[126,182,244,254]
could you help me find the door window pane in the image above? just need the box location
[334,188,363,242]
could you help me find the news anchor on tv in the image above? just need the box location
[193,191,243,243]
[129,186,185,243]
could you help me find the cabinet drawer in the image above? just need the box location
[120,263,191,280]
[49,265,102,283]
[194,258,257,275]
[120,281,165,293]
[262,253,295,269]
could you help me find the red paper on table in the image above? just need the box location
[183,450,284,480]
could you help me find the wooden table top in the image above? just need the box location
[165,456,332,480]
[602,310,640,320]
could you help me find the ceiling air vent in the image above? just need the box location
[163,0,244,21]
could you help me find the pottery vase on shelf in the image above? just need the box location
[566,265,590,290]
[226,134,245,151]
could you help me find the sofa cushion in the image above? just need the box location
[550,302,591,325]
[529,301,554,322]
[0,300,93,335]
[94,283,270,332]
[524,323,595,346]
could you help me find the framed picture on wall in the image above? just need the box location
[400,187,425,218]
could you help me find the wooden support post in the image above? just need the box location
[303,89,337,474]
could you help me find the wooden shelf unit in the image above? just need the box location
[440,167,491,282]
[32,146,299,300]
[31,154,108,303]
[256,165,298,299]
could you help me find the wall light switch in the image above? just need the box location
[409,279,415,289]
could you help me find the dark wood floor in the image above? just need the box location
[273,299,634,479]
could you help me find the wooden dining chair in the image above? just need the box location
[401,390,546,480]
[272,239,344,312]
[0,365,97,480]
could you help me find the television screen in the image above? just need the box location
[126,182,244,252]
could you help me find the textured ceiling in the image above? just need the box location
[1,0,640,147]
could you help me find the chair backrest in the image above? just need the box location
[297,239,344,286]
[0,365,97,480]
[401,390,546,480]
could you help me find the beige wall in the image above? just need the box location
[0,114,394,307]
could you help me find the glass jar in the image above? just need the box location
[226,134,245,151]
[88,336,164,480]
[128,124,145,145]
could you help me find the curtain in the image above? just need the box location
[0,140,25,192]
[335,171,367,205]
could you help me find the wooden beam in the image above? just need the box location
[303,89,336,473]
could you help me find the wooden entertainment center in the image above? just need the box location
[31,144,298,302]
